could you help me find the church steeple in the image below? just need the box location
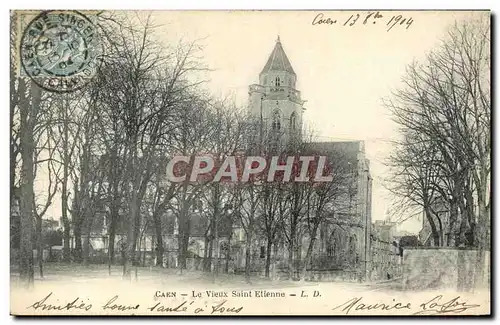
[260,36,296,76]
[248,37,304,148]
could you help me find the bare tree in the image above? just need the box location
[147,171,177,267]
[32,128,62,278]
[298,150,355,281]
[93,13,209,279]
[384,17,490,289]
[17,80,40,288]
[259,183,284,278]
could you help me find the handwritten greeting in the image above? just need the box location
[312,12,414,32]
[23,290,484,316]
[26,292,244,315]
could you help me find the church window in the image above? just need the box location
[290,112,297,131]
[275,76,281,86]
[327,242,334,257]
[272,110,281,131]
[260,246,266,258]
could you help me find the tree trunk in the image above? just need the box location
[213,215,219,279]
[123,190,139,280]
[74,223,83,263]
[152,211,164,267]
[448,198,458,246]
[288,241,294,280]
[264,237,272,278]
[123,131,141,280]
[133,206,142,278]
[36,216,43,279]
[459,182,476,247]
[108,210,117,274]
[244,229,253,283]
[82,234,90,266]
[203,233,211,272]
[142,237,146,267]
[225,232,232,274]
[300,225,320,281]
[177,202,190,271]
[424,206,440,246]
[206,236,214,272]
[18,80,37,288]
[272,241,279,279]
[61,96,71,262]
[288,223,297,280]
[83,218,92,266]
[177,230,189,270]
[62,218,71,261]
[137,223,146,268]
[204,214,215,272]
[9,36,18,203]
[107,137,121,273]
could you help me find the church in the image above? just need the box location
[230,36,373,281]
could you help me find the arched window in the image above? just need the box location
[327,229,339,259]
[289,112,297,131]
[275,76,281,87]
[272,110,281,131]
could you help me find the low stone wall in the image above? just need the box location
[370,255,402,281]
[306,269,362,282]
[402,247,490,291]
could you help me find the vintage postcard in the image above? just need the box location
[9,9,491,316]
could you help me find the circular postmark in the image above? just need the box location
[20,10,101,93]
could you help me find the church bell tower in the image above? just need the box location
[248,36,305,151]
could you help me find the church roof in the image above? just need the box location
[260,36,296,76]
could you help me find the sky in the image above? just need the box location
[149,10,487,233]
[34,10,488,234]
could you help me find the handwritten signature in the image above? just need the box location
[332,296,411,315]
[332,295,480,315]
[414,295,481,315]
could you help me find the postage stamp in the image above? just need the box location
[9,9,491,317]
[18,10,100,93]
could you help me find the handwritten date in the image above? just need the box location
[312,12,414,31]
